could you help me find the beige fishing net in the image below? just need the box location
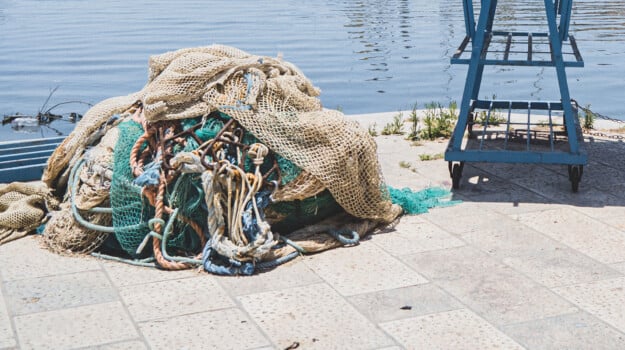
[43,44,401,224]
[0,182,58,245]
[42,123,119,254]
[1,44,460,275]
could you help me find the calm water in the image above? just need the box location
[0,0,623,140]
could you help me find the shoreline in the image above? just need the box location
[345,109,625,135]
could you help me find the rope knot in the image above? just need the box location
[248,143,268,166]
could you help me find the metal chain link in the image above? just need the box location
[583,131,625,140]
[571,99,625,140]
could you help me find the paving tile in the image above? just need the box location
[92,340,148,349]
[580,162,625,193]
[14,301,137,350]
[386,172,441,191]
[119,275,235,322]
[501,311,625,350]
[4,270,118,315]
[510,165,616,207]
[455,164,534,198]
[417,194,472,216]
[467,197,555,216]
[218,260,321,296]
[459,225,620,287]
[401,246,578,325]
[370,216,465,256]
[0,237,101,281]
[379,308,524,350]
[409,160,456,185]
[600,214,625,231]
[564,200,625,220]
[585,139,625,173]
[303,242,428,296]
[377,138,440,190]
[474,162,543,181]
[0,288,16,349]
[100,260,199,288]
[422,209,512,235]
[553,276,625,333]
[516,208,625,264]
[139,308,269,350]
[238,283,395,349]
[348,284,462,323]
[383,173,447,192]
[609,262,625,274]
[454,169,556,214]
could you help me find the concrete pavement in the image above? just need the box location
[2,112,625,349]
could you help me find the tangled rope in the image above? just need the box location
[33,45,459,275]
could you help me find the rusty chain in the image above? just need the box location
[572,99,625,140]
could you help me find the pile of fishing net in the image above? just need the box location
[0,182,58,245]
[3,45,456,274]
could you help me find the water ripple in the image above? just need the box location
[0,0,623,139]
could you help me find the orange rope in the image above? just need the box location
[151,171,190,270]
[143,189,206,248]
[128,120,207,270]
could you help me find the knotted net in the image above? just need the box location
[35,45,456,273]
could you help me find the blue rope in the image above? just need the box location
[70,160,116,233]
[280,236,307,254]
[244,72,254,97]
[329,229,360,245]
[256,251,299,270]
[133,160,162,187]
[202,243,254,275]
[91,252,156,267]
[159,208,203,265]
[88,207,113,214]
[69,159,147,234]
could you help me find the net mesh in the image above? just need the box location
[30,44,458,272]
[0,182,58,245]
[43,202,111,255]
[110,120,154,257]
[43,45,401,225]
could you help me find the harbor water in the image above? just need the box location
[0,0,623,140]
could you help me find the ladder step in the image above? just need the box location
[450,31,584,67]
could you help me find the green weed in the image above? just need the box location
[399,160,411,168]
[419,101,458,140]
[419,153,444,161]
[382,112,404,135]
[406,101,420,141]
[581,104,595,130]
[368,122,378,137]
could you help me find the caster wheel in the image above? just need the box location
[467,113,475,139]
[569,165,583,193]
[452,163,463,189]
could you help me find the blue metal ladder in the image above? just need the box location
[445,0,586,191]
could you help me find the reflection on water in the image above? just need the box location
[0,0,623,140]
[341,0,415,85]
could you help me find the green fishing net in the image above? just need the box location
[108,115,458,258]
[110,121,153,257]
[388,186,459,215]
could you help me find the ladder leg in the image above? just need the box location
[448,0,494,153]
[462,0,475,37]
[485,0,498,32]
[558,0,572,41]
[544,0,580,155]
